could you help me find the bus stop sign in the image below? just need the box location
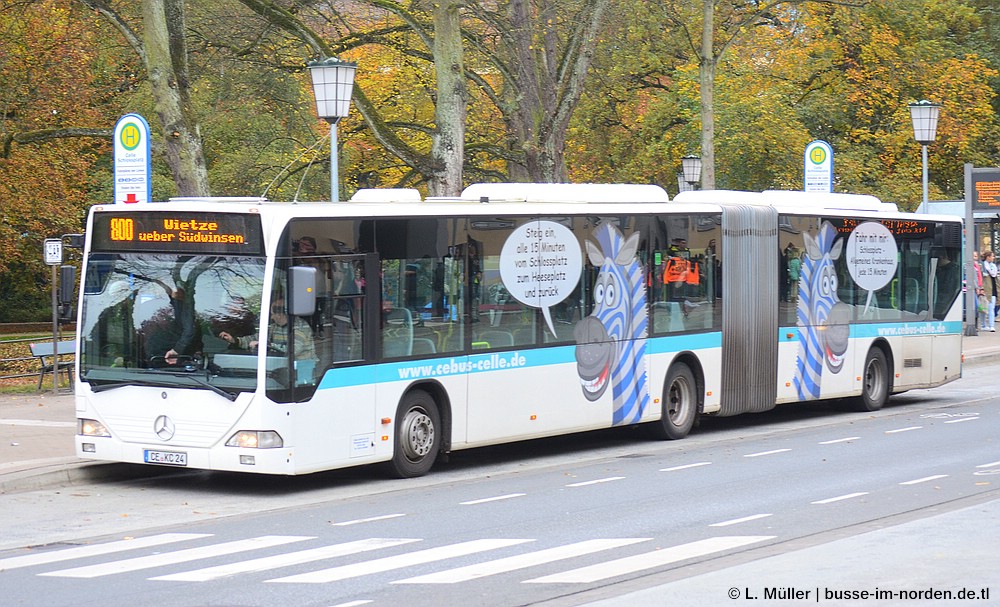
[43,238,63,266]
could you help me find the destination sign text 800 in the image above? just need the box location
[92,212,264,255]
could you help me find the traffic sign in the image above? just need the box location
[43,238,63,266]
[804,140,834,193]
[113,113,152,204]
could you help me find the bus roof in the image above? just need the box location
[672,189,895,212]
[459,182,670,203]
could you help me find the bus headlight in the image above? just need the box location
[79,419,111,437]
[225,430,283,449]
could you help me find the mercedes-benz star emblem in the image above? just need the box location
[153,415,176,441]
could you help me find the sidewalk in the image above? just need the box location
[3,329,1000,494]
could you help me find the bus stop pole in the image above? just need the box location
[51,263,60,394]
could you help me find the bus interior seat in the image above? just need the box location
[411,337,437,355]
[383,307,413,357]
[476,330,514,348]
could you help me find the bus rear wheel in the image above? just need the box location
[854,347,889,412]
[649,362,697,440]
[389,389,441,478]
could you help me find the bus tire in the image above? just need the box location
[389,389,441,478]
[649,362,697,440]
[854,347,890,412]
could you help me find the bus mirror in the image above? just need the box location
[59,265,76,304]
[288,266,317,317]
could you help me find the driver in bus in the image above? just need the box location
[164,287,203,365]
[219,297,317,363]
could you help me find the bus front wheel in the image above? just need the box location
[389,389,441,478]
[854,347,890,412]
[649,362,697,440]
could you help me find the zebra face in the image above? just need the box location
[821,303,851,373]
[574,315,614,401]
[575,225,648,423]
[811,261,848,373]
[798,222,849,377]
[575,258,630,401]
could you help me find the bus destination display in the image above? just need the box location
[92,211,264,255]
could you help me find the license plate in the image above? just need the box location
[144,449,188,466]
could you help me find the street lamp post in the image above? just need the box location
[908,100,941,212]
[677,173,694,193]
[307,57,357,202]
[681,155,703,190]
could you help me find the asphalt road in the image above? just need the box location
[0,364,997,607]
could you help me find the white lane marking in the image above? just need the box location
[976,460,1000,468]
[0,419,76,428]
[328,602,372,607]
[460,493,526,505]
[566,477,625,487]
[811,492,869,504]
[394,538,649,584]
[819,437,860,445]
[899,475,948,485]
[744,449,792,458]
[0,533,210,571]
[523,536,774,584]
[267,539,532,584]
[660,462,711,472]
[709,513,773,527]
[152,538,419,582]
[331,514,406,526]
[40,536,313,578]
[885,426,922,434]
[944,417,978,425]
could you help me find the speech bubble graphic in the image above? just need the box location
[499,220,583,337]
[846,221,898,313]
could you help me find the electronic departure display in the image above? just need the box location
[91,211,264,255]
[834,217,933,237]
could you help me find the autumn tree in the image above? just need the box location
[0,1,126,320]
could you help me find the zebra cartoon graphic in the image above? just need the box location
[574,224,649,425]
[793,220,851,400]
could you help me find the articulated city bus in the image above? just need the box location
[74,184,963,477]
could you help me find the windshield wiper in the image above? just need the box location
[88,374,237,402]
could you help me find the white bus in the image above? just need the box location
[74,185,963,477]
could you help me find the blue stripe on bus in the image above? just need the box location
[778,320,961,340]
[317,322,959,390]
[318,334,726,390]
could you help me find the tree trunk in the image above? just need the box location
[142,0,210,197]
[700,0,716,190]
[427,0,466,197]
[505,0,609,183]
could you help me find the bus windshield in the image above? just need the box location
[79,253,266,396]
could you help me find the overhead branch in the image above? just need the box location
[1,128,112,158]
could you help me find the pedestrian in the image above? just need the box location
[982,250,998,332]
[973,251,984,330]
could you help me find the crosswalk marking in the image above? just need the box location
[39,536,314,579]
[0,533,211,571]
[523,535,775,584]
[151,538,420,582]
[266,539,533,584]
[393,538,650,584]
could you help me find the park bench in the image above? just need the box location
[28,340,76,390]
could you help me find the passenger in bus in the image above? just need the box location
[164,287,203,365]
[787,249,802,303]
[219,297,317,361]
[982,250,998,331]
[933,249,961,320]
[294,236,328,335]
